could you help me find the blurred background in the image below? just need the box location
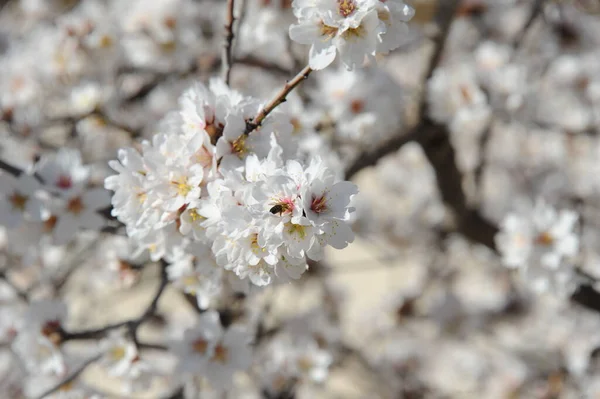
[3,0,600,398]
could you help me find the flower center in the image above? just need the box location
[286,223,307,239]
[311,195,328,214]
[192,338,208,354]
[67,196,85,215]
[535,231,554,246]
[41,320,62,346]
[44,215,58,232]
[337,0,357,17]
[9,192,27,211]
[56,175,73,189]
[99,34,114,48]
[319,22,339,39]
[110,346,126,361]
[350,99,364,114]
[341,25,367,40]
[188,208,204,222]
[297,356,313,372]
[172,177,192,197]
[211,343,228,363]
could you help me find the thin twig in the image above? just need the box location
[512,0,546,48]
[0,159,21,177]
[235,56,292,76]
[61,261,169,343]
[0,271,28,301]
[36,354,102,399]
[245,65,313,134]
[223,0,236,85]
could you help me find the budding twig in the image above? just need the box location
[223,0,236,85]
[245,65,313,134]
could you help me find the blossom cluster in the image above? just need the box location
[289,0,414,69]
[0,149,111,257]
[496,200,580,295]
[105,79,358,287]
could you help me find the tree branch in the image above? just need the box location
[61,261,169,343]
[36,354,102,399]
[344,0,460,178]
[0,270,28,302]
[513,0,545,48]
[223,0,236,85]
[245,65,312,134]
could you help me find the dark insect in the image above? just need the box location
[269,204,285,216]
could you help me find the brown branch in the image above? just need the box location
[0,159,22,177]
[245,65,313,134]
[36,354,102,399]
[0,271,28,302]
[223,0,236,85]
[512,0,546,48]
[235,56,292,76]
[61,261,169,343]
[415,118,499,250]
[344,0,460,178]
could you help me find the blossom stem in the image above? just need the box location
[0,159,21,177]
[245,64,313,134]
[223,0,236,85]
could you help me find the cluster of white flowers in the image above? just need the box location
[8,0,600,397]
[11,300,68,387]
[496,200,580,294]
[289,0,414,69]
[0,148,111,253]
[105,79,358,287]
[169,311,252,389]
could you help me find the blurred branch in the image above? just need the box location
[61,261,169,344]
[37,354,102,399]
[235,56,292,76]
[513,0,546,48]
[345,0,499,250]
[416,118,499,250]
[0,159,22,177]
[571,284,600,313]
[0,270,28,301]
[223,0,237,85]
[345,0,460,178]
